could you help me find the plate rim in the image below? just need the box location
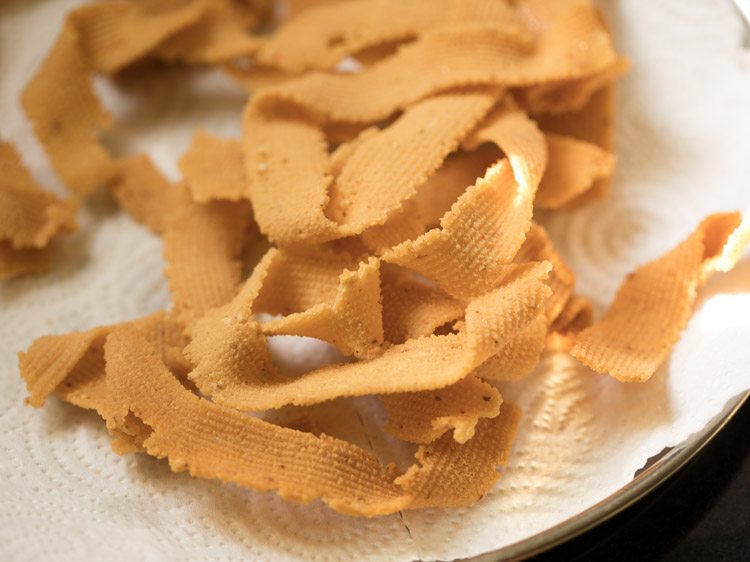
[463,390,750,562]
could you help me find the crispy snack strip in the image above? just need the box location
[155,0,265,64]
[535,133,615,209]
[517,57,630,115]
[380,267,464,344]
[163,198,253,325]
[256,5,616,124]
[179,131,247,203]
[395,404,521,509]
[21,21,118,196]
[473,314,547,381]
[383,160,538,300]
[547,295,593,351]
[110,155,179,234]
[258,0,529,72]
[0,142,78,249]
[327,89,498,234]
[514,223,575,323]
[262,258,384,358]
[69,0,205,74]
[381,376,502,444]
[571,212,749,382]
[185,258,550,410]
[0,243,51,280]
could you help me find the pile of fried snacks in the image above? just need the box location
[9,0,749,516]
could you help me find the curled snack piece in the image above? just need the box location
[257,4,616,123]
[571,212,750,382]
[69,0,205,74]
[21,21,118,195]
[472,313,547,381]
[0,141,78,249]
[547,295,592,351]
[262,258,384,358]
[395,404,521,509]
[382,376,502,444]
[326,88,498,236]
[0,243,51,280]
[380,267,464,344]
[185,257,550,410]
[258,0,529,72]
[179,131,247,203]
[164,198,253,325]
[384,160,537,300]
[110,154,179,234]
[535,134,614,209]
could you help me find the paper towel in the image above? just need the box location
[1,1,749,560]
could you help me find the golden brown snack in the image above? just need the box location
[535,134,615,209]
[547,295,593,351]
[472,314,547,381]
[21,22,118,196]
[109,154,179,234]
[571,213,749,381]
[179,131,247,203]
[0,243,51,280]
[382,376,502,444]
[259,0,529,72]
[256,4,615,123]
[163,198,253,325]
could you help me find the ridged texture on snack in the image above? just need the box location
[547,295,593,351]
[110,155,179,234]
[472,314,547,381]
[514,223,575,323]
[0,243,51,280]
[253,248,354,315]
[155,0,265,64]
[327,89,498,235]
[185,260,549,410]
[535,133,615,209]
[256,4,616,123]
[262,258,384,358]
[20,22,118,196]
[571,212,749,382]
[382,376,502,444]
[258,0,529,72]
[179,131,247,202]
[243,108,339,245]
[163,198,252,324]
[106,326,411,516]
[69,0,204,73]
[19,325,110,407]
[395,404,521,508]
[518,57,629,115]
[380,268,464,344]
[0,142,78,249]
[383,160,538,300]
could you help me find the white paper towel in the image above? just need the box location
[1,1,749,561]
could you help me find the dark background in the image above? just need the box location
[529,398,750,561]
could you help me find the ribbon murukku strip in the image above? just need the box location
[0,243,51,280]
[383,160,538,300]
[546,295,593,351]
[256,4,616,124]
[0,141,78,249]
[258,0,529,72]
[163,198,253,325]
[185,257,550,410]
[110,154,180,234]
[472,313,547,381]
[381,376,502,444]
[262,257,384,358]
[380,266,464,344]
[571,212,750,382]
[179,131,247,203]
[21,21,119,196]
[535,133,615,209]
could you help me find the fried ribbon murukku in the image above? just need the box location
[571,212,750,382]
[179,131,247,203]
